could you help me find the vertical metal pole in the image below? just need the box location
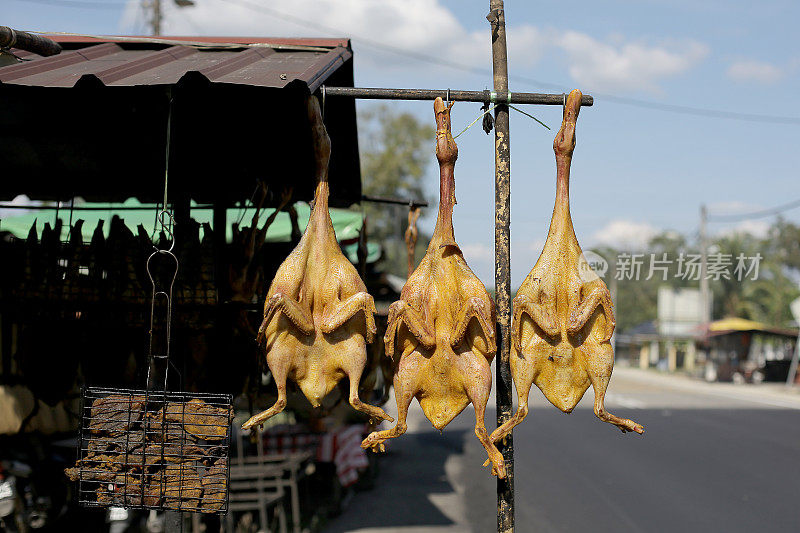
[699,204,710,325]
[699,204,711,371]
[786,332,800,387]
[152,0,162,35]
[488,1,513,531]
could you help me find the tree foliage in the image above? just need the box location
[596,221,800,332]
[358,105,433,277]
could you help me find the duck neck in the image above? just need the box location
[432,163,456,245]
[552,153,572,232]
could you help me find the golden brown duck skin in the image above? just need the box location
[489,90,643,445]
[361,98,505,478]
[242,97,392,430]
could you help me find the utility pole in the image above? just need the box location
[148,0,196,36]
[609,255,618,354]
[488,1,514,531]
[699,204,710,325]
[149,0,162,35]
[786,298,800,387]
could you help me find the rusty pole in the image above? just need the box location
[488,1,514,531]
[323,86,593,106]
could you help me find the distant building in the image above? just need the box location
[699,318,798,383]
[657,287,709,337]
[617,287,705,372]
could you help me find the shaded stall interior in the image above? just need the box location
[0,36,395,427]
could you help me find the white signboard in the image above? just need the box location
[791,296,800,323]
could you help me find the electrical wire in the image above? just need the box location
[708,198,800,222]
[13,0,798,125]
[9,0,127,10]
[218,0,800,126]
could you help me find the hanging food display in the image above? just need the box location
[361,98,506,479]
[489,90,644,445]
[243,97,392,430]
[404,205,421,278]
[66,389,233,513]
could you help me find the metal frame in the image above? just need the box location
[75,387,233,514]
[320,2,593,530]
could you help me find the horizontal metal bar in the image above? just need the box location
[361,194,428,208]
[0,203,213,211]
[0,26,62,57]
[323,86,593,106]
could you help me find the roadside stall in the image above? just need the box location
[1,3,646,531]
[0,34,392,531]
[700,318,799,383]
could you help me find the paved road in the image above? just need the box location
[324,368,800,533]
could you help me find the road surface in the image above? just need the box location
[324,367,800,533]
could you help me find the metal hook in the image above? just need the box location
[446,88,450,106]
[321,84,326,119]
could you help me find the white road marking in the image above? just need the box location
[604,393,646,409]
[677,385,800,410]
[614,367,800,410]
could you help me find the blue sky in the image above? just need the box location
[3,0,799,287]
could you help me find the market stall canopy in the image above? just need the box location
[0,198,381,263]
[0,35,361,207]
[706,317,798,338]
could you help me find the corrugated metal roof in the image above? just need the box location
[0,36,351,91]
[0,36,361,207]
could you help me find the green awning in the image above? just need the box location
[342,242,382,264]
[0,198,364,244]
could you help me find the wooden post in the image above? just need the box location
[213,203,228,304]
[488,1,514,531]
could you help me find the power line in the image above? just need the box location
[587,93,800,125]
[709,198,800,222]
[9,0,127,10]
[218,0,800,126]
[217,0,494,78]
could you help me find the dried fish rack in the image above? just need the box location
[74,387,233,514]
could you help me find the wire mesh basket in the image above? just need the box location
[68,387,233,514]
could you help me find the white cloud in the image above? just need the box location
[707,200,759,213]
[718,219,771,239]
[727,60,784,84]
[589,219,659,250]
[460,242,493,262]
[523,238,546,253]
[553,32,709,93]
[139,0,542,73]
[127,0,706,93]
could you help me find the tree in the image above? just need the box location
[358,105,433,277]
[711,228,799,325]
[603,221,800,333]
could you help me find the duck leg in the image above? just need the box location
[321,292,378,342]
[567,284,615,341]
[586,349,644,434]
[450,297,496,352]
[341,353,394,423]
[464,355,505,478]
[384,301,436,357]
[242,350,290,430]
[257,293,314,343]
[513,291,559,351]
[489,358,536,444]
[361,374,414,452]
